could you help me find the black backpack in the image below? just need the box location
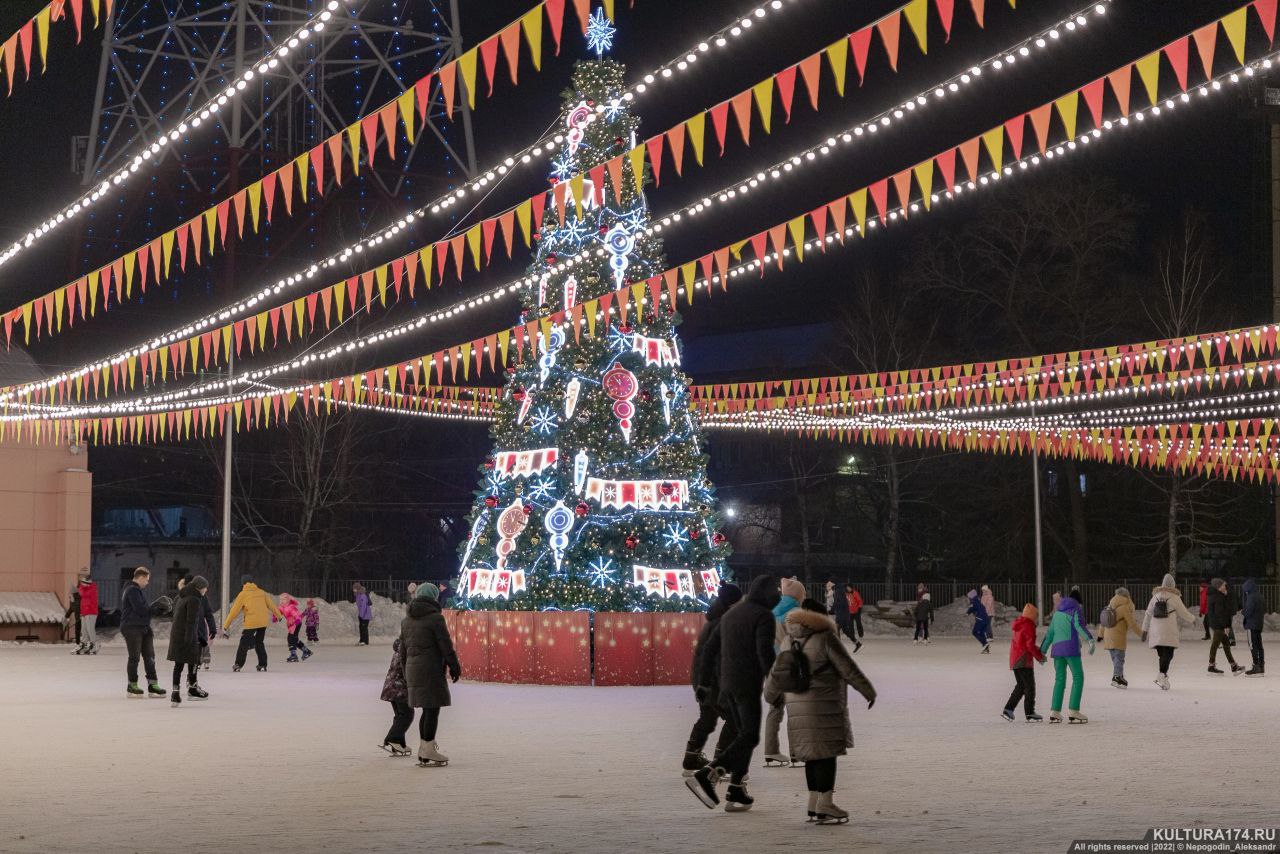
[773,636,832,693]
[1151,597,1169,619]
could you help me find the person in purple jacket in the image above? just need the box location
[354,583,372,645]
[1039,595,1095,723]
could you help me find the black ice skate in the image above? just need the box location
[301,649,313,661]
[1025,712,1043,722]
[187,684,208,700]
[1245,665,1264,677]
[170,690,182,707]
[1231,664,1245,676]
[1207,665,1224,675]
[256,665,267,672]
[685,765,723,808]
[682,750,707,777]
[147,683,167,698]
[724,781,753,813]
[1001,708,1015,722]
[126,683,144,698]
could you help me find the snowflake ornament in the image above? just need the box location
[663,523,690,551]
[527,476,557,503]
[530,406,558,435]
[586,557,616,588]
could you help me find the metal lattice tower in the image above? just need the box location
[80,0,477,199]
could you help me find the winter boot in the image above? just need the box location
[286,653,299,663]
[724,778,753,813]
[685,765,723,808]
[763,753,790,767]
[814,791,849,825]
[1025,712,1043,722]
[1067,710,1088,724]
[417,741,449,767]
[170,689,182,707]
[806,792,819,821]
[852,640,862,654]
[1230,664,1245,676]
[1048,711,1063,723]
[126,682,144,698]
[682,750,708,777]
[147,682,166,698]
[1207,665,1224,675]
[187,683,208,700]
[1000,708,1015,722]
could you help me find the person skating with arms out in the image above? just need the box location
[763,577,804,768]
[1205,577,1244,676]
[1039,593,1095,723]
[764,598,876,824]
[277,594,314,663]
[120,567,166,699]
[966,590,992,653]
[399,583,461,767]
[687,575,780,812]
[166,576,211,706]
[1001,604,1046,722]
[221,574,283,672]
[682,584,742,776]
[1100,587,1143,689]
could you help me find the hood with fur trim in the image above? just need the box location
[783,606,836,641]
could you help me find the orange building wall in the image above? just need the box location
[0,441,92,617]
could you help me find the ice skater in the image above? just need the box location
[913,593,932,644]
[1241,577,1264,677]
[1205,578,1244,676]
[683,583,742,776]
[980,585,997,640]
[763,598,876,825]
[1001,604,1045,722]
[222,574,283,672]
[1039,594,1094,723]
[1100,587,1142,688]
[120,567,166,699]
[1198,579,1211,640]
[845,584,864,648]
[73,569,99,655]
[354,583,372,645]
[399,583,461,766]
[825,578,852,645]
[966,590,991,653]
[686,575,779,812]
[763,577,804,768]
[379,638,413,756]
[166,576,211,706]
[278,594,314,663]
[1142,573,1198,690]
[303,599,320,644]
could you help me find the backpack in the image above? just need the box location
[772,638,816,693]
[1099,606,1117,629]
[1151,597,1169,619]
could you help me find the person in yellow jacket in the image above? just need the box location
[222,575,283,672]
[1101,586,1143,689]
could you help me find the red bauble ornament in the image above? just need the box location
[574,502,590,517]
[625,535,639,550]
[532,231,541,242]
[614,136,624,146]
[546,253,557,264]
[506,366,517,376]
[587,99,595,106]
[618,324,633,335]
[659,481,674,496]
[598,225,608,236]
[483,458,495,470]
[549,177,559,186]
[641,391,652,403]
[484,495,499,508]
[512,390,526,401]
[522,504,533,516]
[712,532,727,546]
[689,528,703,540]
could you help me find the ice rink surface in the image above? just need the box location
[2,635,1277,853]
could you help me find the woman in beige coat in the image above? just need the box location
[1101,587,1142,689]
[764,599,876,825]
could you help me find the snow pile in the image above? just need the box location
[0,592,63,624]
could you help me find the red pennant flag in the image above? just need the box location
[361,113,380,167]
[1164,36,1190,91]
[749,231,769,274]
[379,102,398,159]
[216,199,231,247]
[709,102,731,154]
[868,178,890,223]
[481,219,498,264]
[891,169,913,217]
[306,292,319,330]
[957,136,981,182]
[774,66,798,123]
[850,27,873,84]
[645,135,664,186]
[666,124,686,176]
[498,210,516,257]
[1107,64,1133,116]
[1028,103,1052,152]
[546,0,565,54]
[479,37,500,95]
[531,192,547,235]
[1256,0,1278,44]
[413,73,433,125]
[809,205,829,250]
[936,146,957,190]
[827,197,847,239]
[277,163,294,216]
[309,142,326,196]
[499,23,521,85]
[1004,114,1025,160]
[1080,78,1106,129]
[261,171,278,223]
[729,90,753,145]
[935,0,955,40]
[438,61,457,118]
[1191,22,1218,78]
[876,12,901,72]
[327,133,345,186]
[391,258,406,298]
[571,0,591,32]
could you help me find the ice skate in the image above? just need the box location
[1245,665,1264,677]
[682,750,707,777]
[256,665,267,672]
[1110,676,1127,689]
[170,690,182,707]
[684,765,722,808]
[416,741,449,767]
[1207,665,1224,675]
[852,640,863,654]
[1048,711,1063,723]
[187,684,208,700]
[1154,674,1170,690]
[806,792,818,821]
[981,643,991,654]
[924,638,931,645]
[762,753,790,768]
[912,638,920,645]
[1067,710,1088,724]
[1025,712,1043,722]
[232,664,242,672]
[72,643,85,655]
[126,682,144,698]
[1000,708,1015,722]
[1230,664,1245,676]
[286,653,299,663]
[379,742,412,757]
[814,791,849,825]
[87,644,98,655]
[147,682,166,698]
[301,648,313,661]
[724,780,753,812]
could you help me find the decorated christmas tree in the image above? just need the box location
[457,15,730,612]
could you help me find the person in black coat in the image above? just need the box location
[120,567,165,698]
[1241,578,1264,676]
[64,586,82,647]
[686,574,779,811]
[682,584,743,775]
[166,577,211,704]
[181,573,217,670]
[398,583,461,765]
[1205,578,1241,674]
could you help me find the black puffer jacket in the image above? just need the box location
[399,598,461,708]
[690,586,742,696]
[119,581,151,628]
[1206,587,1235,630]
[704,575,779,699]
[166,585,202,665]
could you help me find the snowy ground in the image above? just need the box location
[2,636,1277,854]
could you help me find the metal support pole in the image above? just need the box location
[81,0,118,185]
[220,350,234,618]
[1031,404,1045,624]
[230,0,249,147]
[447,0,478,175]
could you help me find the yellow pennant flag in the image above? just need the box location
[1221,7,1248,64]
[1054,90,1079,140]
[686,112,707,166]
[161,230,175,277]
[203,207,218,254]
[458,47,479,109]
[466,223,483,270]
[375,265,389,305]
[913,160,934,209]
[787,215,806,262]
[256,311,268,350]
[981,126,1004,172]
[247,181,263,232]
[295,152,311,203]
[569,172,586,218]
[35,7,51,71]
[681,262,697,303]
[346,122,362,175]
[752,79,774,134]
[521,8,543,71]
[848,188,868,236]
[903,0,929,54]
[627,144,646,194]
[515,199,533,247]
[825,36,849,97]
[419,246,434,287]
[334,280,347,322]
[123,251,137,298]
[54,287,65,331]
[88,272,98,316]
[397,89,417,145]
[1134,50,1161,106]
[292,299,305,337]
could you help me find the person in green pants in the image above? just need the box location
[1039,594,1095,724]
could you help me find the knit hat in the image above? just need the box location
[1210,577,1226,590]
[415,582,440,602]
[716,583,743,609]
[189,575,209,591]
[780,577,806,601]
[1022,603,1038,621]
[799,597,826,614]
[922,592,930,601]
[967,589,978,599]
[1115,587,1131,599]
[240,574,254,585]
[1161,573,1177,589]
[981,584,991,593]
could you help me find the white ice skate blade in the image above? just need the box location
[416,759,448,767]
[815,816,849,825]
[684,776,718,809]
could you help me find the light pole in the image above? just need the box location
[220,350,234,619]
[1030,403,1045,623]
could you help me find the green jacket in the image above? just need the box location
[1039,600,1095,658]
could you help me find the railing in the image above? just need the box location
[90,577,455,613]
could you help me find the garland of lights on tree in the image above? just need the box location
[457,13,730,612]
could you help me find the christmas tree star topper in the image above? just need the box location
[585,8,615,58]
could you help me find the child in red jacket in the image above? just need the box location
[1001,604,1046,722]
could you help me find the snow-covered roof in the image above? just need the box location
[0,592,64,624]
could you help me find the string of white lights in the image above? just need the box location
[0,1,349,274]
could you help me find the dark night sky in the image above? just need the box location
[0,0,1268,389]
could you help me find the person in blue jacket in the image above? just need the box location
[966,590,992,653]
[1039,595,1095,723]
[1241,578,1264,677]
[763,577,806,766]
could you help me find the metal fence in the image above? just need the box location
[91,576,454,614]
